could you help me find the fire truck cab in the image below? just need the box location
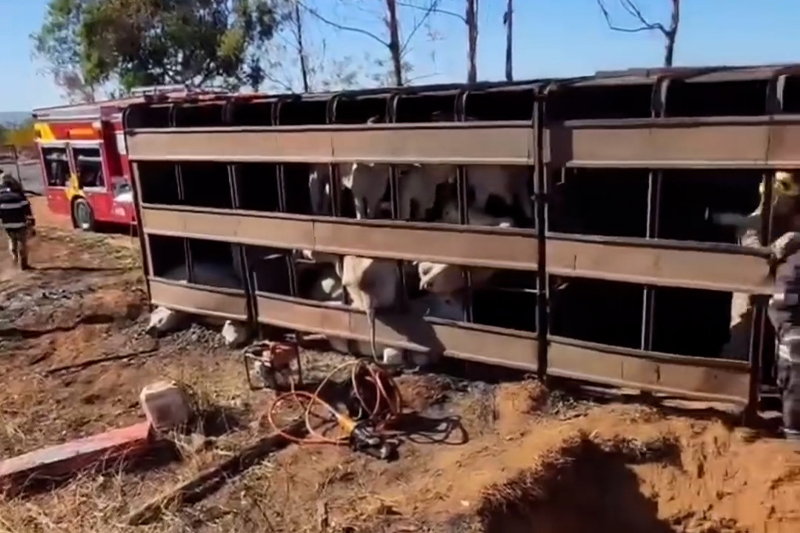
[32,86,192,231]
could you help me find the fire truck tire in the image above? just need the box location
[72,197,95,232]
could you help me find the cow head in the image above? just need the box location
[417,261,463,294]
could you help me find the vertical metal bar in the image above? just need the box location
[456,89,474,323]
[328,94,348,308]
[123,105,154,307]
[533,90,548,380]
[273,98,298,299]
[169,103,194,284]
[224,100,256,326]
[640,77,669,351]
[328,95,343,220]
[387,93,408,308]
[127,163,153,307]
[745,74,784,420]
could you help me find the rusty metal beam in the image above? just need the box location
[139,207,772,294]
[125,122,535,165]
[149,280,248,321]
[546,116,800,168]
[247,293,750,404]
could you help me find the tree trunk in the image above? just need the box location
[386,0,403,86]
[663,34,675,67]
[466,0,478,84]
[663,0,680,67]
[504,0,513,81]
[294,1,310,92]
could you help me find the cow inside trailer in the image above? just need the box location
[125,66,800,414]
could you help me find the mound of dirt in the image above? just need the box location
[396,374,453,412]
[435,405,800,533]
[475,432,681,533]
[494,380,548,437]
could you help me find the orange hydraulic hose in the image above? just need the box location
[266,359,404,445]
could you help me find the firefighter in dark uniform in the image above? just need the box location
[768,231,800,440]
[0,171,35,270]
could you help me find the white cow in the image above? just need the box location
[417,200,513,295]
[336,256,401,361]
[309,256,400,362]
[308,163,333,216]
[396,164,454,220]
[428,112,534,221]
[467,165,534,221]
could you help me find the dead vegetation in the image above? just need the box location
[1,216,799,533]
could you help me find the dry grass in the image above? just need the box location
[3,221,800,533]
[0,375,261,533]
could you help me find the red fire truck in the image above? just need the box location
[31,86,196,231]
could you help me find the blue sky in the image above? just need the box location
[2,0,800,112]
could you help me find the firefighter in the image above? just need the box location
[0,171,35,270]
[768,231,800,441]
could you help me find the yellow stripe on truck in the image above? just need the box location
[34,122,56,142]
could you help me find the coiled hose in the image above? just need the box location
[266,359,403,445]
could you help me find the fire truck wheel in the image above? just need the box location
[72,197,95,232]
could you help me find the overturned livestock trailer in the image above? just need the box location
[123,65,800,416]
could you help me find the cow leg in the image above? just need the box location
[721,295,752,361]
[720,228,761,360]
[514,180,534,221]
[473,187,489,212]
[353,197,366,219]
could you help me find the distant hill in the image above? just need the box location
[0,111,33,126]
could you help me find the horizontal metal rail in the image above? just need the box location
[146,279,749,404]
[126,122,535,165]
[139,205,772,294]
[148,279,248,321]
[125,114,800,168]
[547,115,800,168]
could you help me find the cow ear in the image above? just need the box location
[366,116,379,124]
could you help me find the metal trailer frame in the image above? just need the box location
[123,65,800,417]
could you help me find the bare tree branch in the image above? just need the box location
[299,1,390,46]
[595,0,680,67]
[397,0,464,22]
[400,0,442,54]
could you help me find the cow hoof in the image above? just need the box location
[221,320,249,348]
[382,347,405,366]
[146,306,185,336]
[408,351,433,368]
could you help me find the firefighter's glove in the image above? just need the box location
[771,232,800,267]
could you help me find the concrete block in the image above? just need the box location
[140,381,192,432]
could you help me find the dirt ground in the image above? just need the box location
[0,201,799,533]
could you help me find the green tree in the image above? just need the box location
[33,0,284,95]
